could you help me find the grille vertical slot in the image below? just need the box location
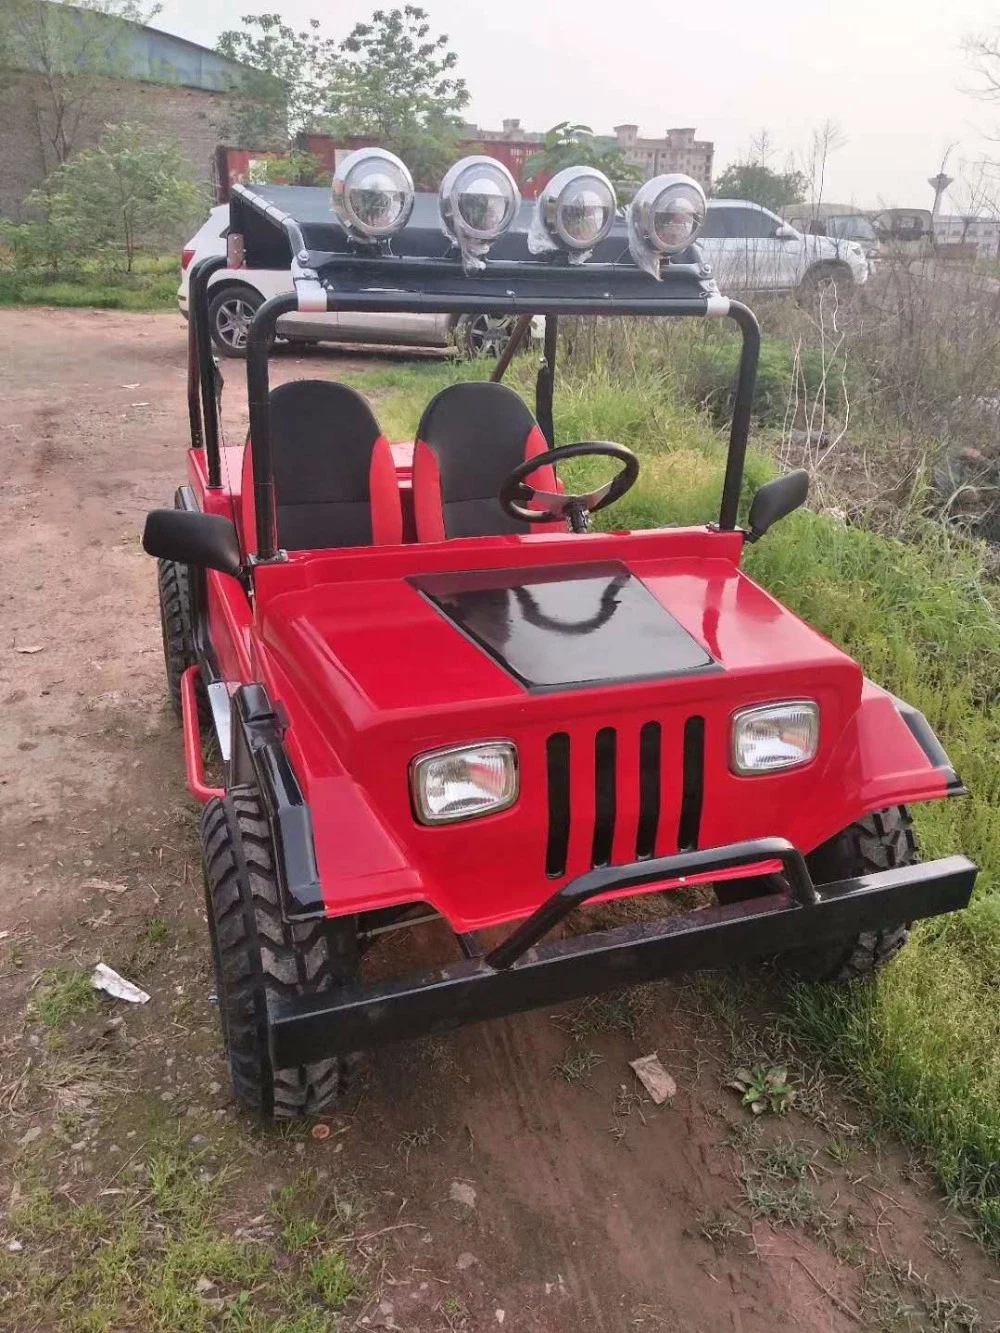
[635,721,662,859]
[591,727,618,868]
[545,732,571,878]
[677,716,705,850]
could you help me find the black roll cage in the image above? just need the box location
[185,188,761,564]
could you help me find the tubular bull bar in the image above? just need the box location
[268,838,977,1068]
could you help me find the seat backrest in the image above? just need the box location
[240,380,401,552]
[412,382,556,541]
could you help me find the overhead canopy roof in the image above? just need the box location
[230,185,722,311]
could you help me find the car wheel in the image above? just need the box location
[797,263,853,304]
[780,807,916,983]
[201,787,363,1119]
[208,285,266,359]
[455,313,519,360]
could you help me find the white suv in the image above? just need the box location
[701,200,870,293]
[178,205,519,359]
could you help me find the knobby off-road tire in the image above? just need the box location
[783,806,916,983]
[157,556,211,728]
[201,789,360,1119]
[158,557,197,720]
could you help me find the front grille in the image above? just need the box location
[545,717,705,879]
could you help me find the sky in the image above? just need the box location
[154,0,1000,210]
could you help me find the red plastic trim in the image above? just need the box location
[181,665,223,803]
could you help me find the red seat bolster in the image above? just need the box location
[369,435,403,545]
[412,439,446,543]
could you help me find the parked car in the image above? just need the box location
[786,210,880,258]
[872,208,935,259]
[179,205,520,359]
[702,200,870,293]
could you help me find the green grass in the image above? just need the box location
[361,353,1000,1250]
[1,1131,359,1332]
[0,256,179,311]
[29,968,97,1027]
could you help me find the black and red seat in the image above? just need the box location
[240,380,401,551]
[412,382,557,541]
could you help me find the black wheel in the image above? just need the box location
[797,262,854,303]
[201,789,361,1119]
[454,313,518,360]
[158,557,197,719]
[782,807,916,982]
[208,284,266,359]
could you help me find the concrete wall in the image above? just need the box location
[0,72,230,225]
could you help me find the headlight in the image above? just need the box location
[731,702,819,775]
[440,156,520,271]
[332,148,414,239]
[411,742,519,824]
[627,174,706,279]
[529,166,617,261]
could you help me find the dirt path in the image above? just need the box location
[1,307,997,1332]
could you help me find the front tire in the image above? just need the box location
[782,807,916,983]
[201,789,360,1119]
[797,262,854,303]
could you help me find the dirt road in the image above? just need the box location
[1,307,997,1332]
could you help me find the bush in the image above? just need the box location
[25,123,204,273]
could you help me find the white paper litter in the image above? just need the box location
[92,963,150,1004]
[629,1053,677,1105]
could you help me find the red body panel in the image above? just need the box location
[184,447,952,933]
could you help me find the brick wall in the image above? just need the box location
[0,72,232,229]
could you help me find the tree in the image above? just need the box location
[0,0,160,174]
[216,13,339,147]
[523,122,643,197]
[802,119,847,218]
[30,122,203,270]
[948,159,1000,242]
[712,161,807,212]
[328,7,469,187]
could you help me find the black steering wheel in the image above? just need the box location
[499,441,639,532]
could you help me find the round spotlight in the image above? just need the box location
[332,148,414,240]
[533,166,617,256]
[627,174,706,277]
[440,156,521,246]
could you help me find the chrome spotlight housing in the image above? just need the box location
[529,165,617,262]
[332,148,414,240]
[627,174,706,279]
[439,155,521,271]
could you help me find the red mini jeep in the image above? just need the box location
[144,153,976,1120]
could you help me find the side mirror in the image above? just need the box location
[746,470,809,541]
[143,509,243,580]
[775,222,798,241]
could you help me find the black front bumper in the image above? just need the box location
[268,838,976,1067]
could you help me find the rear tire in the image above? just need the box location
[158,558,198,720]
[201,789,360,1119]
[208,284,266,359]
[454,313,519,360]
[782,807,916,983]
